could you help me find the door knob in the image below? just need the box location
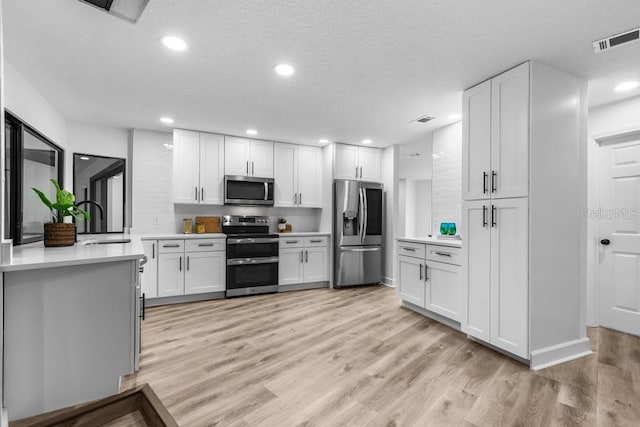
[600,239,610,246]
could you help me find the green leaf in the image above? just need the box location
[50,179,62,192]
[32,188,54,210]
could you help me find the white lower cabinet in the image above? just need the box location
[397,240,461,323]
[148,238,225,299]
[279,236,329,286]
[141,240,158,298]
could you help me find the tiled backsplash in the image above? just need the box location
[131,129,322,234]
[431,122,462,236]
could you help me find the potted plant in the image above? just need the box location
[278,217,287,232]
[33,179,90,247]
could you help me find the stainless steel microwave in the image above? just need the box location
[224,175,274,206]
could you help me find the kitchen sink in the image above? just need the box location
[79,238,132,246]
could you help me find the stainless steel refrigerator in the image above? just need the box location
[334,179,384,287]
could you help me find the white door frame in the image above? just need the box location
[588,128,640,327]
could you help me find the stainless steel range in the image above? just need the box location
[223,215,279,297]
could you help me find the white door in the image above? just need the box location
[199,133,224,205]
[140,240,158,298]
[274,143,298,207]
[250,140,274,178]
[297,145,323,207]
[185,251,225,294]
[279,248,304,286]
[225,136,250,176]
[462,200,491,342]
[490,197,529,359]
[462,80,492,201]
[598,137,640,336]
[303,247,329,283]
[334,144,359,180]
[158,253,185,297]
[172,129,201,203]
[425,261,461,321]
[398,255,425,307]
[358,147,381,182]
[491,63,530,199]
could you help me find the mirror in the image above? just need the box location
[73,153,125,234]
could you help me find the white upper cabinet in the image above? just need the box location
[224,136,274,178]
[274,143,322,208]
[462,62,529,201]
[462,81,492,201]
[334,144,381,182]
[173,130,224,204]
[491,64,530,199]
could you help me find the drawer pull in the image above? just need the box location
[198,243,214,247]
[402,247,416,252]
[309,239,323,243]
[435,251,452,257]
[285,240,299,244]
[163,244,180,248]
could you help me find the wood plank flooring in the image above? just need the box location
[121,285,640,426]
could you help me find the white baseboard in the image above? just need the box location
[530,337,592,371]
[2,408,8,427]
[382,276,396,288]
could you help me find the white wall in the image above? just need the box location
[398,137,433,180]
[586,95,640,326]
[382,145,398,286]
[431,122,462,235]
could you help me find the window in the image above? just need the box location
[5,111,64,245]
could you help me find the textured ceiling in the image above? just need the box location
[4,0,640,147]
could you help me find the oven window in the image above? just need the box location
[227,263,278,289]
[227,242,278,259]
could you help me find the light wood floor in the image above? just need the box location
[122,285,640,426]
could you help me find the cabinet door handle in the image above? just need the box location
[195,186,198,201]
[435,252,452,257]
[309,239,322,243]
[359,166,363,178]
[201,187,204,201]
[252,161,255,176]
[299,193,302,205]
[482,205,488,228]
[294,193,297,204]
[285,240,299,244]
[419,264,423,281]
[140,293,145,321]
[491,205,497,228]
[187,256,190,271]
[152,243,155,259]
[300,251,304,263]
[402,247,416,252]
[483,171,488,194]
[425,265,429,281]
[246,161,249,175]
[198,243,214,247]
[355,167,359,179]
[491,170,497,193]
[163,244,180,248]
[305,250,308,263]
[179,256,182,271]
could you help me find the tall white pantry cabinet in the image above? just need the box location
[462,61,590,369]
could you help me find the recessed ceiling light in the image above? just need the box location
[163,143,174,149]
[160,117,174,124]
[161,36,187,51]
[448,113,462,120]
[362,139,372,145]
[614,81,639,92]
[246,129,258,136]
[80,156,90,161]
[319,139,329,144]
[274,64,295,76]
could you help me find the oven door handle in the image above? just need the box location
[227,256,279,266]
[227,238,280,244]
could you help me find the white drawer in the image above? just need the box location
[158,239,185,253]
[280,237,304,248]
[185,239,225,252]
[304,236,329,247]
[397,241,426,259]
[425,245,462,266]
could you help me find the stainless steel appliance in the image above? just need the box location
[223,215,279,297]
[334,180,384,287]
[224,175,274,206]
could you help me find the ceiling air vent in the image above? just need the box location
[593,27,640,53]
[78,0,150,24]
[412,115,436,123]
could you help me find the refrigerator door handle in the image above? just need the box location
[339,247,381,252]
[362,188,368,243]
[358,187,366,244]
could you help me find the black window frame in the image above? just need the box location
[5,110,65,245]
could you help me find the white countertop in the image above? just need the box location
[276,232,331,237]
[138,233,227,240]
[0,234,145,272]
[396,236,462,248]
